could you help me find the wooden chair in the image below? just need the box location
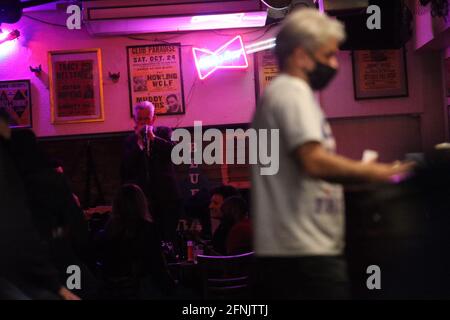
[196,252,254,300]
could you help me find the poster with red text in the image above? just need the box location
[54,60,95,117]
[352,49,408,100]
[127,44,185,116]
[255,50,279,99]
[49,49,104,124]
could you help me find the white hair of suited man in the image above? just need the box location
[133,101,155,121]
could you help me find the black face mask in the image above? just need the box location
[306,56,337,91]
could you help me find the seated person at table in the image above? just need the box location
[98,184,175,299]
[1,125,91,298]
[0,110,79,300]
[224,197,253,255]
[208,185,239,238]
[208,185,239,254]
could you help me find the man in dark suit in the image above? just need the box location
[121,101,182,242]
[0,109,79,300]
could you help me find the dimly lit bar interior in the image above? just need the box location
[0,0,450,303]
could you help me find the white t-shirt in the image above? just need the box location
[251,73,345,257]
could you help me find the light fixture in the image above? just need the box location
[86,11,268,36]
[0,29,19,45]
[260,0,321,11]
[192,35,278,80]
[193,36,249,80]
[190,13,246,24]
[0,28,20,57]
[245,37,276,54]
[260,0,291,10]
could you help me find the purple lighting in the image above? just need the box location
[193,35,248,80]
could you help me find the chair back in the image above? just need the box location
[196,252,254,299]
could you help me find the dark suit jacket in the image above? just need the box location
[97,221,175,297]
[120,128,182,223]
[6,129,88,254]
[0,141,61,296]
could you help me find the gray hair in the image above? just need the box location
[133,101,155,120]
[275,8,346,70]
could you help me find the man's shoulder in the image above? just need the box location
[262,75,311,107]
[268,73,309,91]
[154,126,173,141]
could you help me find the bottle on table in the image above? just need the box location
[187,240,194,262]
[176,220,186,260]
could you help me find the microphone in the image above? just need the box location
[141,125,150,156]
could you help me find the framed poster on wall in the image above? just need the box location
[220,124,251,189]
[0,79,32,128]
[48,48,105,124]
[352,48,408,100]
[254,49,279,100]
[126,43,185,116]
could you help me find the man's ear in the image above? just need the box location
[293,47,310,67]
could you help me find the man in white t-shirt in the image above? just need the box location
[251,9,412,299]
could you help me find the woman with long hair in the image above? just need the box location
[108,183,153,238]
[99,184,175,299]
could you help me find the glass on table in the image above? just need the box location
[193,244,204,264]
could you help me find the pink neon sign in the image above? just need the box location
[192,35,248,80]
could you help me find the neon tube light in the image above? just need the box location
[193,35,277,79]
[87,11,268,36]
[191,13,245,24]
[193,35,249,80]
[245,37,276,54]
[246,42,276,54]
[245,37,276,49]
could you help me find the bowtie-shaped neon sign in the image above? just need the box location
[193,35,248,80]
[192,35,276,80]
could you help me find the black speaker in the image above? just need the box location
[334,0,412,50]
[0,0,22,24]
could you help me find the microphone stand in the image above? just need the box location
[143,126,151,157]
[142,126,151,183]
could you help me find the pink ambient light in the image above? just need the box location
[192,35,249,80]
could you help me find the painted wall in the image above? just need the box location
[1,11,263,137]
[0,10,446,161]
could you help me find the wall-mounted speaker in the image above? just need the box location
[334,0,413,50]
[0,0,22,24]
